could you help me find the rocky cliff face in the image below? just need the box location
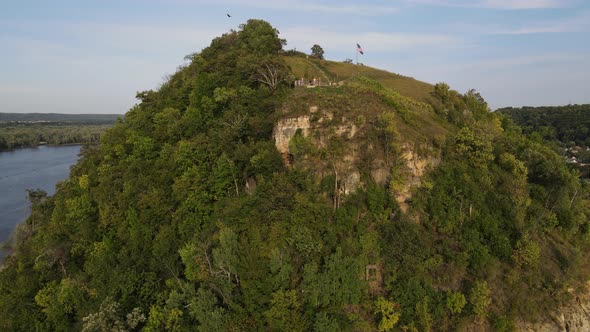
[272,106,363,195]
[518,286,590,332]
[273,115,311,157]
[273,105,440,211]
[395,145,440,212]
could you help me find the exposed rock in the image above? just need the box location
[245,178,257,196]
[371,164,389,185]
[518,283,590,331]
[335,124,358,139]
[342,171,361,195]
[273,108,439,206]
[273,115,311,155]
[395,145,440,213]
[317,111,333,123]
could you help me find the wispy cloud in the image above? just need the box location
[0,20,224,113]
[61,21,225,56]
[405,52,590,109]
[1,20,226,59]
[282,27,459,53]
[406,0,571,9]
[2,0,589,113]
[496,11,590,34]
[180,0,398,15]
[452,53,589,71]
[428,10,590,36]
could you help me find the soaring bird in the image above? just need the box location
[227,13,231,17]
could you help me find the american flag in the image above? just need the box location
[356,43,364,55]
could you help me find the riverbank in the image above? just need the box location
[0,145,81,263]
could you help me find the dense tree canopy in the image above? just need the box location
[498,104,590,146]
[0,124,111,151]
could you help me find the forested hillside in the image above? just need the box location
[497,105,590,146]
[1,20,589,331]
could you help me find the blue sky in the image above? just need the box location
[1,0,589,113]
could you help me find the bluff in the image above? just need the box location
[1,20,589,331]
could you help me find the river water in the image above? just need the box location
[0,145,81,258]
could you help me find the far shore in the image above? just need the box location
[0,142,91,153]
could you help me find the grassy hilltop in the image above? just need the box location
[283,55,436,103]
[0,19,589,331]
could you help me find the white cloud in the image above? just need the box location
[0,83,132,114]
[482,0,565,9]
[281,27,458,53]
[178,0,398,15]
[405,53,590,109]
[455,54,588,71]
[63,22,225,56]
[426,10,590,36]
[406,0,571,9]
[0,20,217,113]
[496,11,590,34]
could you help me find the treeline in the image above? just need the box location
[0,112,121,124]
[497,104,590,146]
[0,123,113,150]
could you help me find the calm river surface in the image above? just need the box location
[0,145,81,256]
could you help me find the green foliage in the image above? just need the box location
[445,291,466,315]
[454,127,494,168]
[374,296,401,331]
[433,82,450,103]
[289,129,315,160]
[0,123,112,151]
[269,248,293,290]
[264,290,307,332]
[188,287,227,332]
[313,312,339,332]
[414,297,432,332]
[311,44,325,59]
[493,315,516,332]
[249,142,284,176]
[301,248,363,308]
[239,19,285,56]
[81,297,145,332]
[469,280,491,323]
[512,234,541,268]
[352,76,432,115]
[375,111,401,162]
[498,104,590,145]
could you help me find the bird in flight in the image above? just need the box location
[227,13,231,17]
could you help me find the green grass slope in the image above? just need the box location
[284,56,436,103]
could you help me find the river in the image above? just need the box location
[0,145,81,259]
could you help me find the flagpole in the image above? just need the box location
[355,43,358,65]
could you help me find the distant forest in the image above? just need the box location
[0,113,121,124]
[497,104,590,146]
[0,113,121,151]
